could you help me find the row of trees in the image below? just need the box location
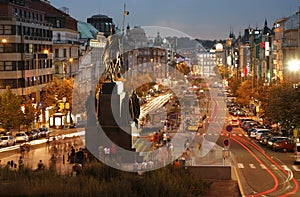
[0,78,78,132]
[228,77,300,132]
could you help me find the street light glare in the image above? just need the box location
[1,38,8,43]
[288,60,300,72]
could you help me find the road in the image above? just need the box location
[217,122,300,196]
[202,87,300,196]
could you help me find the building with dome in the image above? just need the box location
[126,25,148,48]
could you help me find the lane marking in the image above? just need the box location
[237,163,244,169]
[249,164,256,169]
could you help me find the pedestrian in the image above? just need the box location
[70,146,75,163]
[104,147,110,160]
[50,154,57,171]
[75,148,84,165]
[18,156,24,170]
[147,160,154,169]
[37,160,45,171]
[133,160,139,171]
[6,161,11,169]
[141,161,147,170]
[173,159,180,168]
[13,163,17,171]
[10,160,14,169]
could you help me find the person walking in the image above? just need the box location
[37,160,45,171]
[18,156,24,170]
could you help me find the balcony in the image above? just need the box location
[282,42,298,48]
[53,40,80,45]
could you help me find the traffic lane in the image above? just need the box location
[216,134,276,195]
[229,125,300,195]
[231,135,298,196]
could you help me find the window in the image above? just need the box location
[63,49,67,57]
[54,49,59,58]
[56,20,61,28]
[57,33,61,41]
[5,62,13,70]
[0,62,4,71]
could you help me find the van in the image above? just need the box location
[295,143,300,163]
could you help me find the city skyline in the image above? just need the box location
[50,0,300,40]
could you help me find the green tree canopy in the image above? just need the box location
[264,82,300,130]
[0,86,23,131]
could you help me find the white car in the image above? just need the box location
[15,132,29,142]
[0,135,16,147]
[250,129,272,138]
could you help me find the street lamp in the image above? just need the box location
[62,58,73,78]
[1,38,7,43]
[288,60,300,72]
[288,60,300,88]
[68,57,73,78]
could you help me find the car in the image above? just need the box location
[272,139,295,152]
[259,132,273,144]
[31,129,39,139]
[39,127,49,137]
[15,132,29,142]
[0,135,16,147]
[295,143,300,163]
[187,121,201,132]
[255,130,273,141]
[267,136,289,148]
[250,129,272,138]
[243,121,259,131]
[25,131,34,140]
[229,118,240,127]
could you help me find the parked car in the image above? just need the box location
[267,136,289,148]
[250,129,272,138]
[0,135,16,147]
[259,132,273,144]
[31,129,39,139]
[272,139,295,152]
[25,131,34,141]
[39,127,49,137]
[295,143,300,163]
[230,118,240,127]
[15,132,29,143]
[256,130,273,141]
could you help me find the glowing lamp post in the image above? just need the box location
[1,38,7,43]
[288,60,300,88]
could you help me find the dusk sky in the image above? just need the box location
[50,0,300,40]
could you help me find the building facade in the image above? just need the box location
[0,0,54,102]
[87,14,115,38]
[31,1,80,79]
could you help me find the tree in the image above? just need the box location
[41,78,74,117]
[21,96,36,131]
[264,82,300,131]
[227,77,241,96]
[235,80,253,107]
[0,86,23,131]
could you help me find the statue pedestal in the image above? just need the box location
[97,81,142,162]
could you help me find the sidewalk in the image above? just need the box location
[0,133,85,175]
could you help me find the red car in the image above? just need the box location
[272,139,295,152]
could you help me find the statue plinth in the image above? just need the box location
[98,81,141,162]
